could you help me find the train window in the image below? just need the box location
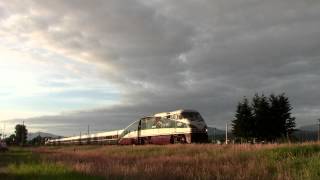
[141,119,148,129]
[151,118,187,128]
[144,117,156,129]
[167,119,176,128]
[128,121,139,132]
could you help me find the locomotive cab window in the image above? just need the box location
[181,112,203,121]
[122,120,140,137]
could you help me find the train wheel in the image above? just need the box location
[180,135,186,144]
[170,136,175,144]
[170,135,183,144]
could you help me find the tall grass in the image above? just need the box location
[33,143,320,180]
[2,144,319,179]
[0,147,103,180]
[262,144,320,179]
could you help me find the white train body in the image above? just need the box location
[46,109,208,145]
[46,130,123,145]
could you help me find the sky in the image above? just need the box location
[0,0,320,136]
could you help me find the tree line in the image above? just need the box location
[232,93,296,142]
[1,124,46,146]
[2,124,28,146]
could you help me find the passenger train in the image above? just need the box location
[46,109,208,145]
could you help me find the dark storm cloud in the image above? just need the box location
[3,0,320,134]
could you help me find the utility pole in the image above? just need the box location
[3,122,5,139]
[0,123,3,140]
[21,121,24,146]
[225,123,228,145]
[318,119,320,142]
[1,123,3,140]
[87,125,90,144]
[79,131,82,145]
[213,128,216,143]
[137,119,142,145]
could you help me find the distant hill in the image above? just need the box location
[293,124,319,141]
[206,125,319,142]
[207,127,226,141]
[299,124,319,132]
[293,130,318,141]
[207,127,225,136]
[27,132,62,141]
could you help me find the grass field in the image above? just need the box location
[1,143,320,180]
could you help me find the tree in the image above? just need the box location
[232,93,296,142]
[29,135,45,146]
[285,117,296,138]
[15,124,28,146]
[252,94,272,140]
[5,134,16,145]
[269,94,285,138]
[232,98,254,140]
[269,93,296,140]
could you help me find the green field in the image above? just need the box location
[1,143,320,180]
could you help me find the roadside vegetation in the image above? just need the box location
[1,143,318,180]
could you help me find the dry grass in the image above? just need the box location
[0,148,103,180]
[33,143,320,180]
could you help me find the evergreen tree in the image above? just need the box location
[269,94,285,138]
[232,93,296,142]
[252,94,272,140]
[232,98,254,140]
[285,117,296,138]
[270,93,296,139]
[279,94,296,137]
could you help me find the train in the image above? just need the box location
[45,109,208,145]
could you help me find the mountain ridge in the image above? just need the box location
[27,131,62,141]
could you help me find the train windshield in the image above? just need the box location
[181,112,203,121]
[141,117,188,129]
[120,120,140,138]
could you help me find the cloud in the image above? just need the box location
[1,0,320,135]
